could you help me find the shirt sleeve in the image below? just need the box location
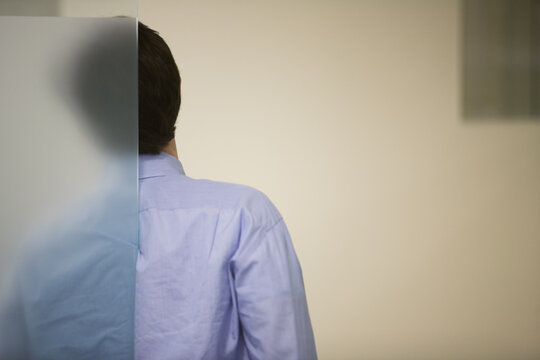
[0,278,30,360]
[229,196,317,360]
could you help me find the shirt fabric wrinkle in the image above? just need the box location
[135,152,317,360]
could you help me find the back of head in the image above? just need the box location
[138,22,181,155]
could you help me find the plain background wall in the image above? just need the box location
[137,1,540,358]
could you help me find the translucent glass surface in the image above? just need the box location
[0,14,138,360]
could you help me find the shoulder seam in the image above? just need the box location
[263,217,284,234]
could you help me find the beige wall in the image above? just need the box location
[139,1,540,359]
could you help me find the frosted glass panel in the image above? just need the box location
[0,14,137,359]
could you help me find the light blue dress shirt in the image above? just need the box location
[135,153,317,360]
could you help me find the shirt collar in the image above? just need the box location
[139,152,185,179]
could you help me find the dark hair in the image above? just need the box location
[138,21,181,154]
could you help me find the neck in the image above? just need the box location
[162,139,178,158]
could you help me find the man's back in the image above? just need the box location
[135,153,317,359]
